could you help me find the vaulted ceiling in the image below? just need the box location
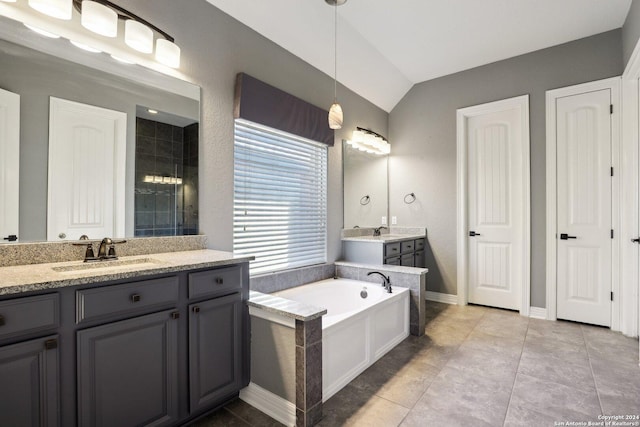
[206,0,632,112]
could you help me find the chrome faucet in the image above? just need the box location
[373,226,388,236]
[367,271,392,293]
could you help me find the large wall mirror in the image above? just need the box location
[0,16,200,243]
[343,141,389,228]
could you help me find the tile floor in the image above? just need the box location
[192,301,640,427]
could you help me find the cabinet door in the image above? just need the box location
[0,335,59,427]
[189,293,242,413]
[77,309,179,427]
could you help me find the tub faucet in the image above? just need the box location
[367,271,392,293]
[373,226,388,236]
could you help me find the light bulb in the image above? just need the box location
[28,0,72,20]
[81,1,118,37]
[125,20,153,53]
[156,39,180,68]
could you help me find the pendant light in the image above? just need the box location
[327,0,346,130]
[81,0,118,38]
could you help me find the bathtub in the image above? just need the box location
[276,278,409,401]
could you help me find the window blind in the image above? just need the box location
[234,119,328,275]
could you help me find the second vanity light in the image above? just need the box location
[345,127,391,156]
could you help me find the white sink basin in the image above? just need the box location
[52,258,162,273]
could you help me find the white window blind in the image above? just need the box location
[234,119,328,275]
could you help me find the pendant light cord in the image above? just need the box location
[334,0,338,103]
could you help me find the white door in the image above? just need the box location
[466,101,526,311]
[556,89,612,327]
[47,98,126,241]
[0,88,20,244]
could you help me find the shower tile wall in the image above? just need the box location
[135,117,199,237]
[183,123,199,235]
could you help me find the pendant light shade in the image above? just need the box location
[28,0,72,20]
[327,0,346,130]
[329,103,343,130]
[125,19,153,53]
[81,0,117,37]
[156,39,181,68]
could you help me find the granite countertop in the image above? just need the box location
[248,291,327,322]
[0,249,254,296]
[341,233,426,244]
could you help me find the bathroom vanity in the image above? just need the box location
[341,231,426,268]
[0,249,251,427]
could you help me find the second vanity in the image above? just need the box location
[341,228,427,268]
[0,248,252,427]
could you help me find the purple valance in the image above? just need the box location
[234,73,334,146]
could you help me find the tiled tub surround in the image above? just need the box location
[244,291,327,427]
[250,263,336,294]
[0,235,207,267]
[335,262,428,336]
[245,277,410,427]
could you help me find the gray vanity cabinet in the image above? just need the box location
[343,237,426,268]
[189,292,242,412]
[77,309,180,427]
[0,334,59,427]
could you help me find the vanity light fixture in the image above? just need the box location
[346,127,391,155]
[29,0,72,20]
[80,0,116,37]
[326,0,346,130]
[155,38,180,69]
[24,23,60,38]
[144,175,182,185]
[147,109,158,114]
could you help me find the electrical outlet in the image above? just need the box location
[381,216,387,225]
[391,216,397,225]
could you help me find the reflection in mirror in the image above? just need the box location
[134,108,199,237]
[0,37,200,243]
[343,141,389,228]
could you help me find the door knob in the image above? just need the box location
[2,235,17,242]
[469,231,481,237]
[632,238,640,244]
[560,233,577,240]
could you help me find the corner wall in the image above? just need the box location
[388,30,623,307]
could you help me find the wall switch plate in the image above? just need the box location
[391,216,397,225]
[381,216,387,225]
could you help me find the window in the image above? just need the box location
[233,119,328,275]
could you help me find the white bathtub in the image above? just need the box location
[276,278,409,401]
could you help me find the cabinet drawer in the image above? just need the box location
[385,256,401,266]
[0,294,59,341]
[414,250,425,268]
[76,276,179,324]
[400,240,415,253]
[384,242,401,257]
[415,238,425,251]
[401,254,415,267]
[189,265,242,299]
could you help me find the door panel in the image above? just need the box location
[467,105,523,310]
[556,89,611,326]
[0,87,19,243]
[47,98,126,241]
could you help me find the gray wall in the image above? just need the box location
[389,30,623,307]
[127,0,388,262]
[623,0,640,67]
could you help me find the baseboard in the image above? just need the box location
[239,382,296,427]
[425,291,458,305]
[529,306,547,319]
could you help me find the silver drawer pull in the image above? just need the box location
[130,294,141,303]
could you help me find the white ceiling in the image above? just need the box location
[206,0,632,112]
